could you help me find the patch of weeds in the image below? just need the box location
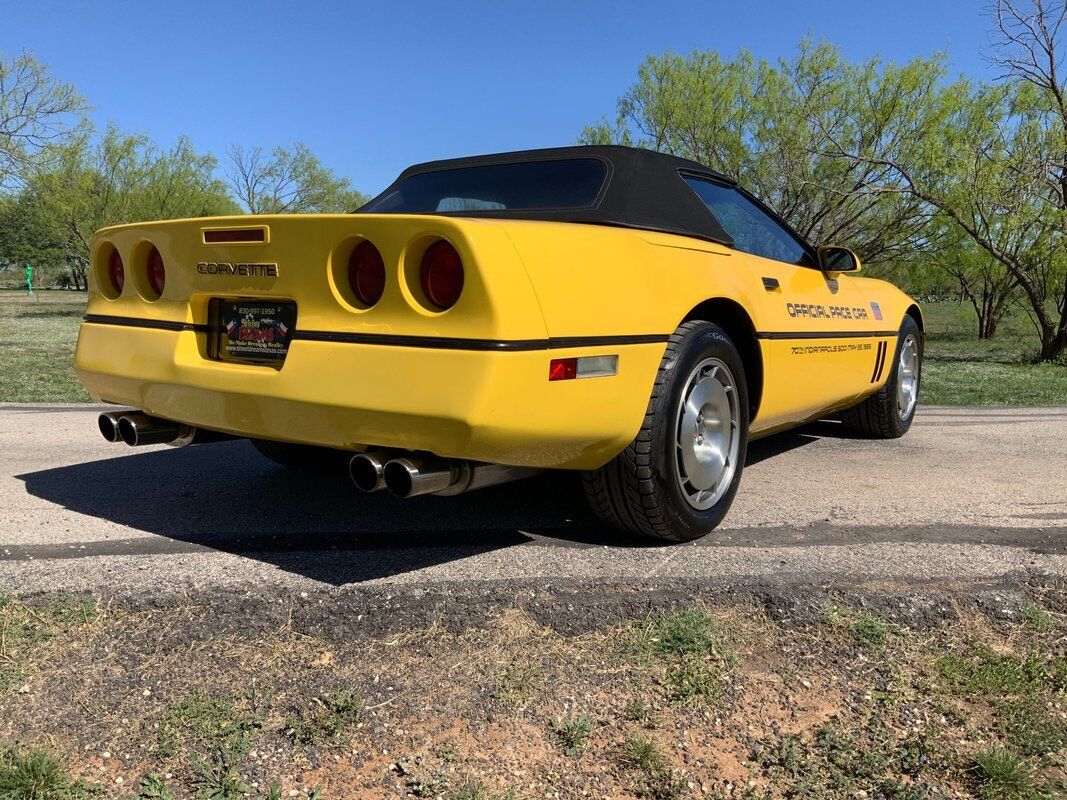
[850,611,897,648]
[937,646,1064,696]
[871,660,908,708]
[550,716,593,756]
[622,698,660,729]
[446,779,516,800]
[286,689,362,745]
[996,697,1066,758]
[821,603,849,627]
[408,775,515,800]
[192,748,251,800]
[665,658,721,704]
[822,604,898,648]
[154,692,261,761]
[755,717,939,799]
[632,609,732,663]
[970,748,1049,800]
[1021,603,1053,632]
[136,772,177,799]
[491,662,541,709]
[0,744,100,799]
[619,736,684,800]
[620,735,668,774]
[630,609,733,706]
[0,595,100,696]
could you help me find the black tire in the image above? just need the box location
[839,315,922,438]
[582,321,750,542]
[249,438,348,470]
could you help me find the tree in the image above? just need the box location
[580,42,932,267]
[925,218,1018,338]
[809,0,1066,360]
[0,50,87,190]
[12,126,238,289]
[226,142,367,214]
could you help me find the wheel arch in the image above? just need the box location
[905,303,924,334]
[681,298,763,421]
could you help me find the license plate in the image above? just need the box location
[210,299,297,365]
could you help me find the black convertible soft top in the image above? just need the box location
[357,145,737,245]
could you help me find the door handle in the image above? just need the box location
[762,277,780,291]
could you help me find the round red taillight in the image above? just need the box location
[420,241,463,310]
[147,246,166,297]
[347,241,386,306]
[107,248,125,294]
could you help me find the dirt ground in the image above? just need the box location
[2,583,1064,799]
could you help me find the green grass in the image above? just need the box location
[285,689,363,745]
[0,595,100,697]
[549,716,593,756]
[920,300,1067,405]
[970,748,1046,800]
[0,290,89,403]
[0,744,101,800]
[0,292,1062,405]
[630,609,734,705]
[491,662,542,709]
[619,736,684,800]
[154,692,261,761]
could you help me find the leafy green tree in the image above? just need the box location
[11,126,238,289]
[580,41,931,267]
[0,50,87,190]
[226,142,367,214]
[923,217,1019,339]
[811,0,1066,360]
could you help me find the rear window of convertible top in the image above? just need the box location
[359,158,607,214]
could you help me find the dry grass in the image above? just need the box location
[0,595,1063,798]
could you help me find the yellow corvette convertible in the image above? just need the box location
[75,146,922,541]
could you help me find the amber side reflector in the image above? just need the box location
[203,227,267,244]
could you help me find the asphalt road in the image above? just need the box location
[0,404,1064,597]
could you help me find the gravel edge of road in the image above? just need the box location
[17,574,1065,639]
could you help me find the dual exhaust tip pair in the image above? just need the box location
[348,451,539,499]
[97,411,232,448]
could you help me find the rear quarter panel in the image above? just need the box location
[499,222,768,336]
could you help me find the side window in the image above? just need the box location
[683,177,811,266]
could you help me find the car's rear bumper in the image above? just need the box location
[74,322,665,469]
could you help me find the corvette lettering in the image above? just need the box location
[197,262,279,277]
[786,302,869,320]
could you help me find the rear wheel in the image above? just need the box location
[249,438,348,470]
[583,321,749,542]
[839,315,922,438]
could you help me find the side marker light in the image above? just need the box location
[549,355,618,381]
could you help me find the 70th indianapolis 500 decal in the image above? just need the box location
[790,342,873,356]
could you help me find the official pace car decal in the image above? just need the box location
[786,302,870,320]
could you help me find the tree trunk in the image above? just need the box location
[1038,311,1067,362]
[978,313,999,339]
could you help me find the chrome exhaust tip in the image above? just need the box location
[382,457,458,499]
[97,411,129,443]
[349,451,390,492]
[117,412,181,447]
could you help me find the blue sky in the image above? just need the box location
[4,0,995,195]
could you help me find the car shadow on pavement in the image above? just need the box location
[15,426,832,585]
